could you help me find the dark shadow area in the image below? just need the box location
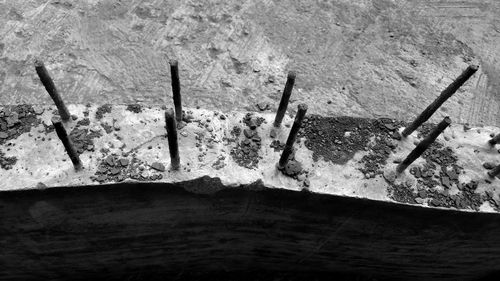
[1,177,500,281]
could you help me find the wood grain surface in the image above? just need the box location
[1,178,500,281]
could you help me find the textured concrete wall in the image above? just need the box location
[1,1,500,125]
[1,178,500,281]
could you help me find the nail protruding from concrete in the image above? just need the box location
[487,165,500,178]
[165,108,180,170]
[170,60,182,123]
[35,60,71,122]
[488,134,500,146]
[401,65,478,137]
[273,71,296,128]
[51,117,82,171]
[397,117,452,174]
[278,103,308,169]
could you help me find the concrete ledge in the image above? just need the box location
[0,104,499,212]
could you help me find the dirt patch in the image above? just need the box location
[230,113,264,169]
[0,105,41,145]
[69,118,102,155]
[0,149,17,170]
[95,104,112,120]
[299,115,402,166]
[100,122,113,134]
[126,104,142,113]
[92,154,164,183]
[387,140,488,211]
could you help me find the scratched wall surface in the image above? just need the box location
[1,0,500,126]
[1,180,500,281]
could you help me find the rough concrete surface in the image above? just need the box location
[1,0,500,125]
[1,104,499,213]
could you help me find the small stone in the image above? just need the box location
[97,175,107,182]
[97,166,108,174]
[113,123,121,131]
[304,179,310,187]
[35,182,48,189]
[256,102,269,111]
[383,170,396,183]
[297,174,306,181]
[414,168,421,178]
[219,114,226,120]
[105,156,115,166]
[71,115,78,121]
[270,129,277,138]
[405,178,415,188]
[446,170,458,181]
[391,131,402,140]
[206,127,213,132]
[483,162,495,170]
[384,123,396,131]
[415,198,425,204]
[441,176,451,189]
[283,160,303,176]
[110,168,121,175]
[151,162,165,172]
[178,121,186,129]
[34,107,45,115]
[181,131,188,137]
[119,159,129,167]
[248,119,257,130]
[418,190,427,198]
[0,132,8,139]
[243,128,255,138]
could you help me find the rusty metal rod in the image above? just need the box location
[397,117,451,173]
[170,60,182,123]
[488,134,500,146]
[488,165,500,178]
[165,108,180,170]
[35,60,71,121]
[273,71,296,128]
[278,103,308,169]
[402,65,478,137]
[52,116,82,171]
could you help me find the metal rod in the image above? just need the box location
[278,104,308,169]
[273,71,296,128]
[35,60,71,121]
[488,134,500,146]
[52,116,82,171]
[170,60,182,123]
[165,108,180,170]
[488,165,500,178]
[401,65,478,137]
[397,117,451,173]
